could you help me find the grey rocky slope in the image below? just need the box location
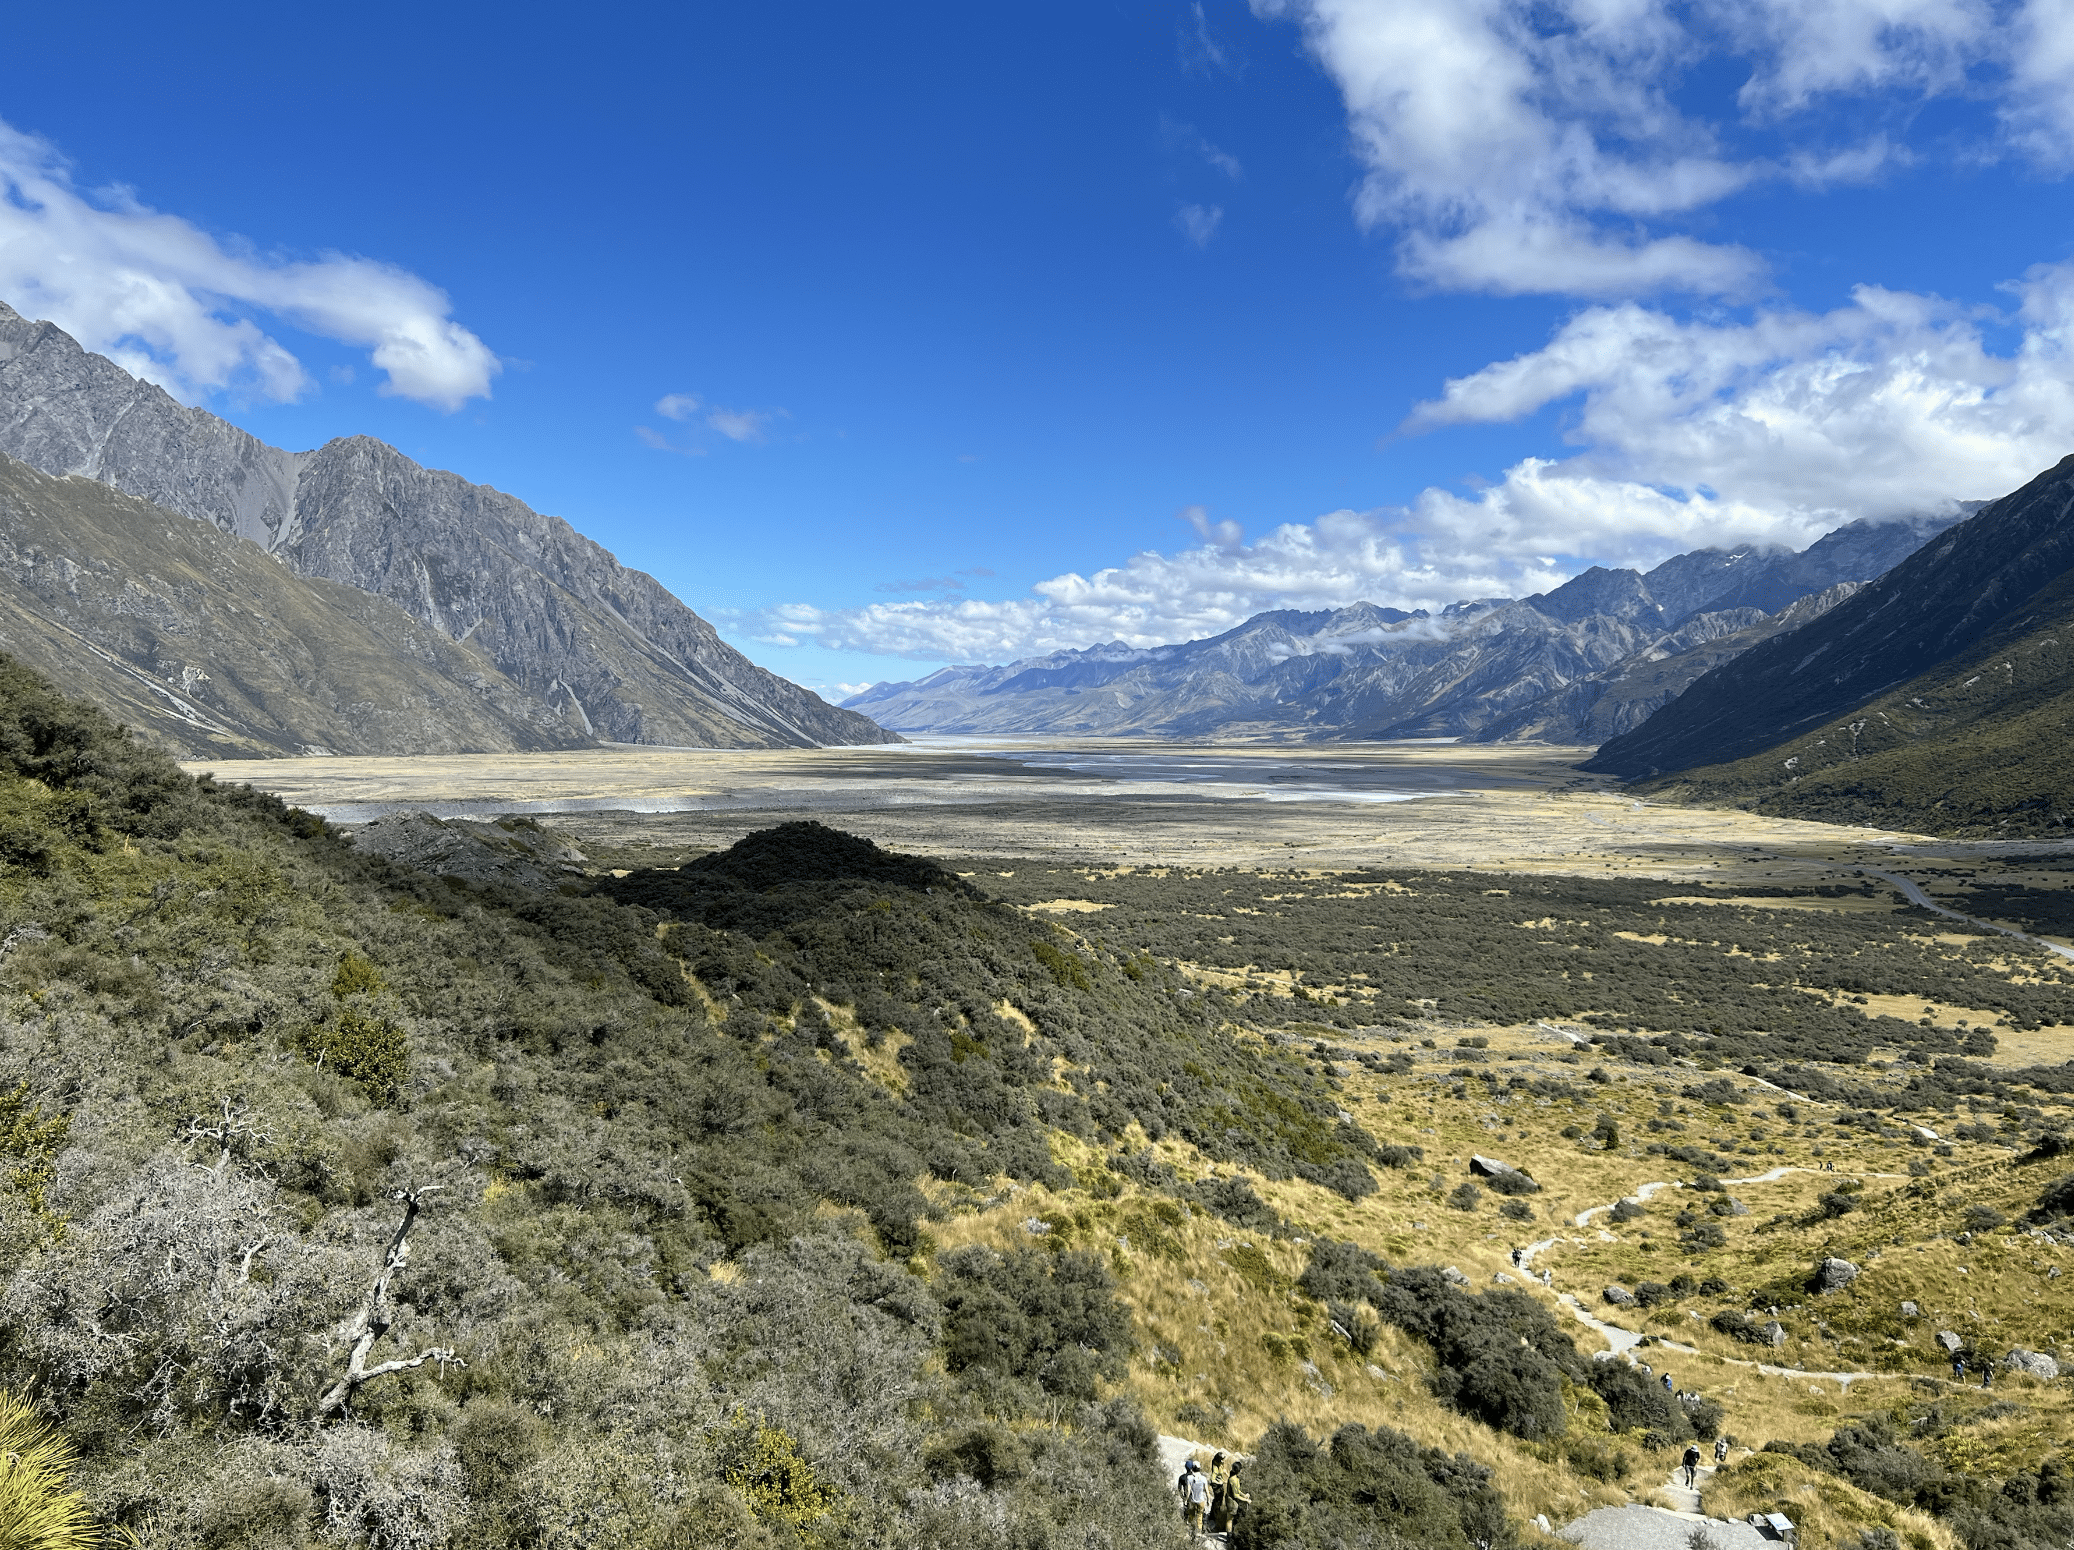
[0,451,579,758]
[846,518,1956,743]
[0,300,895,750]
[1586,453,2074,778]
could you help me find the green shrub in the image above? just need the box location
[294,1009,408,1104]
[935,1247,1130,1401]
[1233,1420,1514,1550]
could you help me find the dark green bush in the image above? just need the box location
[935,1247,1130,1400]
[1233,1421,1514,1550]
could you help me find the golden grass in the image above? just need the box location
[1705,1451,1959,1550]
[918,1022,2074,1540]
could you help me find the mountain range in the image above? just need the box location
[0,301,895,756]
[1590,454,2074,836]
[846,516,1959,743]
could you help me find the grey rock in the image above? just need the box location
[1604,1284,1637,1307]
[1816,1257,1860,1292]
[2003,1348,2059,1380]
[1494,1272,1516,1285]
[0,301,894,752]
[1724,1196,1750,1217]
[1900,1301,1918,1317]
[350,813,587,890]
[1442,1266,1471,1287]
[1937,1331,1964,1353]
[1759,1320,1787,1347]
[1471,1154,1522,1177]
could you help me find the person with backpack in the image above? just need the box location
[1208,1451,1231,1527]
[1682,1443,1702,1488]
[1177,1458,1211,1539]
[1713,1436,1729,1466]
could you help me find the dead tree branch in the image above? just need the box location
[313,1184,461,1419]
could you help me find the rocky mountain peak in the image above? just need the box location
[0,300,896,751]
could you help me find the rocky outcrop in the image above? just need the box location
[1815,1257,1860,1292]
[0,300,894,751]
[1603,1284,1636,1307]
[2003,1348,2059,1380]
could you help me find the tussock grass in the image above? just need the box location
[922,1013,2074,1544]
[1705,1451,1959,1550]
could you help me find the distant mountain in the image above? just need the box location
[1634,567,2074,837]
[0,452,581,758]
[0,300,895,751]
[1479,582,1865,746]
[1585,457,2074,779]
[846,519,1956,743]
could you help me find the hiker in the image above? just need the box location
[1714,1436,1729,1466]
[1682,1443,1702,1488]
[1208,1451,1230,1527]
[1216,1457,1252,1533]
[1953,1357,1966,1382]
[1178,1458,1210,1539]
[1662,1372,1675,1392]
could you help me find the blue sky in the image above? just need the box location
[6,2,2074,697]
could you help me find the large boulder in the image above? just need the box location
[1604,1284,1636,1307]
[1815,1257,1860,1292]
[2005,1348,2060,1380]
[1936,1331,1964,1354]
[1471,1154,1521,1178]
[1760,1320,1787,1347]
[1442,1266,1471,1287]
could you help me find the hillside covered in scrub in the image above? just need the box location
[9,650,2074,1550]
[0,653,1532,1549]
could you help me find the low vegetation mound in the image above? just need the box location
[683,818,968,894]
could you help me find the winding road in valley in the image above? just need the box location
[1861,867,2074,962]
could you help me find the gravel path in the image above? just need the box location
[1542,1167,1891,1384]
[1562,1504,1770,1550]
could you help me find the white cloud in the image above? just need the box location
[655,393,701,420]
[1254,0,2074,298]
[1405,267,2074,516]
[1180,1,1245,77]
[741,256,2074,665]
[1176,204,1225,247]
[707,407,776,442]
[0,118,496,409]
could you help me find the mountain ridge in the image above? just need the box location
[845,516,1958,743]
[0,300,895,751]
[0,450,583,758]
[1584,456,2074,778]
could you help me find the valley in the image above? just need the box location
[172,735,2074,1548]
